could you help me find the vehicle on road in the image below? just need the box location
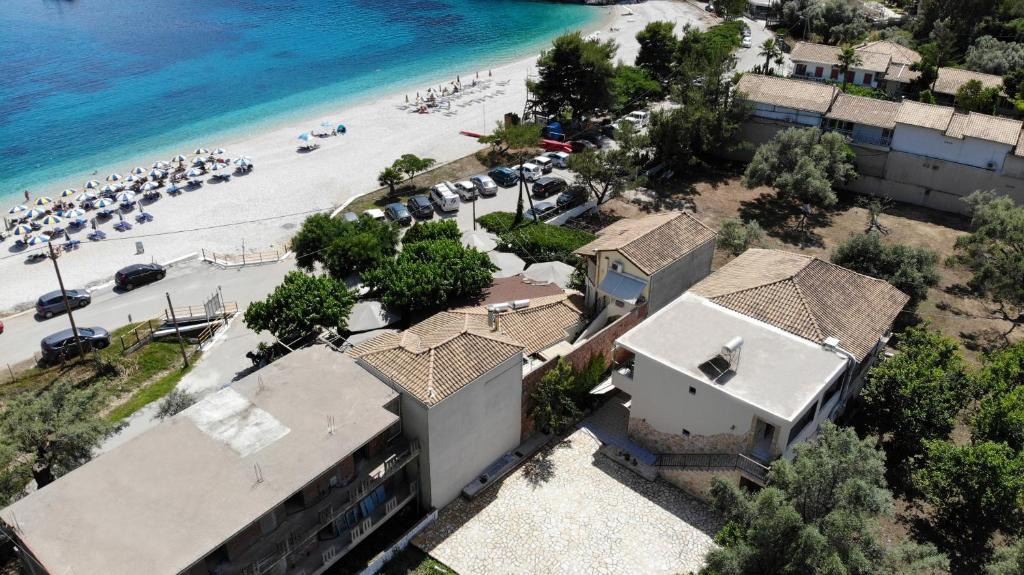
[531,156,554,174]
[451,180,478,201]
[36,289,91,319]
[406,195,434,219]
[429,183,460,212]
[618,110,650,129]
[488,167,519,187]
[384,202,412,226]
[40,326,110,364]
[556,186,588,209]
[512,163,543,182]
[532,176,568,198]
[741,36,752,48]
[115,263,166,291]
[470,175,498,197]
[544,151,571,169]
[524,201,557,222]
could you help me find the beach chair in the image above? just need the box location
[87,230,107,241]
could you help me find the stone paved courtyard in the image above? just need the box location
[414,421,722,575]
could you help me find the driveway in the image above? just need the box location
[734,17,792,76]
[414,402,722,575]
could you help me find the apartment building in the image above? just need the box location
[1,347,420,575]
[790,41,894,89]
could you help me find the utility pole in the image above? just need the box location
[48,242,85,359]
[165,292,190,368]
[472,197,477,230]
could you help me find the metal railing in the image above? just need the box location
[164,302,238,322]
[119,317,162,353]
[201,248,285,268]
[656,452,770,483]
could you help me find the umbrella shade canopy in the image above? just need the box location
[488,251,526,278]
[7,204,26,214]
[185,168,204,178]
[171,154,188,162]
[33,197,52,206]
[234,158,251,167]
[125,174,139,183]
[27,235,49,246]
[320,121,334,128]
[213,147,226,155]
[115,191,136,202]
[522,261,575,288]
[106,173,121,182]
[152,161,170,169]
[298,132,312,141]
[141,182,160,191]
[95,198,115,208]
[149,169,165,179]
[40,215,62,225]
[167,183,183,193]
[337,124,347,134]
[63,209,86,218]
[24,208,45,218]
[75,192,96,202]
[11,224,32,235]
[101,184,118,194]
[194,147,210,155]
[131,166,146,175]
[208,162,221,171]
[61,188,78,198]
[346,301,402,333]
[461,230,498,252]
[191,157,206,166]
[85,180,100,189]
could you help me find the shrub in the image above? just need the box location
[477,212,595,264]
[362,239,496,311]
[402,219,461,245]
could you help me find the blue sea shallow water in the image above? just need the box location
[0,0,597,201]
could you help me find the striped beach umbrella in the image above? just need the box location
[125,174,139,183]
[131,166,146,175]
[63,209,86,218]
[152,160,170,170]
[141,182,160,191]
[148,169,165,179]
[95,198,114,208]
[106,173,121,182]
[185,167,204,178]
[40,215,62,226]
[76,192,96,202]
[11,224,32,236]
[194,147,210,155]
[25,208,45,218]
[61,188,78,198]
[27,235,49,246]
[7,204,26,214]
[191,157,206,167]
[171,154,188,163]
[33,196,52,206]
[85,180,100,189]
[101,184,118,194]
[115,191,135,202]
[213,148,226,155]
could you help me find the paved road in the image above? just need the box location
[733,17,792,76]
[0,257,295,367]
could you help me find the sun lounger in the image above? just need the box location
[113,221,132,232]
[87,230,106,241]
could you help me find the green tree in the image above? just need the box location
[528,31,618,121]
[973,341,1024,451]
[857,326,970,488]
[742,127,856,212]
[392,154,435,180]
[529,359,582,434]
[610,64,662,112]
[244,271,356,342]
[918,89,937,103]
[956,78,1001,113]
[0,439,31,505]
[568,122,646,205]
[966,36,1024,75]
[837,44,863,89]
[914,440,1024,571]
[1004,68,1024,112]
[987,541,1024,575]
[377,166,405,196]
[948,191,1024,329]
[290,213,340,271]
[290,213,399,278]
[0,381,115,489]
[402,219,461,245]
[703,423,948,574]
[635,21,678,86]
[757,38,784,75]
[831,232,939,309]
[717,218,765,255]
[717,0,748,18]
[155,389,197,420]
[362,239,496,311]
[494,122,543,226]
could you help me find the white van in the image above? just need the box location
[531,156,554,174]
[429,183,460,212]
[544,151,570,169]
[512,163,542,182]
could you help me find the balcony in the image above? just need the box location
[611,358,635,393]
[215,439,420,575]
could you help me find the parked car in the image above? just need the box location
[570,139,597,153]
[705,2,715,11]
[384,202,412,226]
[532,176,568,198]
[524,201,557,222]
[488,167,519,187]
[406,194,434,219]
[470,174,498,197]
[618,110,651,129]
[0,320,4,335]
[531,156,554,174]
[544,151,571,169]
[741,36,752,48]
[115,263,166,291]
[40,327,110,364]
[36,289,91,319]
[556,186,588,209]
[429,183,460,212]
[363,208,386,221]
[451,180,478,201]
[776,34,790,52]
[340,211,359,223]
[512,162,543,182]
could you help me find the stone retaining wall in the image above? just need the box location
[628,417,753,455]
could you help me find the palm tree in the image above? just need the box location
[758,38,782,75]
[837,45,862,90]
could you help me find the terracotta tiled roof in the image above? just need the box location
[944,112,969,139]
[934,67,1004,96]
[573,211,715,275]
[826,94,900,129]
[1016,131,1024,157]
[736,74,839,114]
[790,42,891,73]
[894,99,955,131]
[351,293,585,405]
[954,112,1023,146]
[884,62,920,83]
[856,40,921,65]
[690,249,909,360]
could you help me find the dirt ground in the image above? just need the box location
[603,170,1017,362]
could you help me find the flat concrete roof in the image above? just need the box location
[616,293,847,422]
[2,346,398,575]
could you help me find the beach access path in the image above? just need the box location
[0,0,714,315]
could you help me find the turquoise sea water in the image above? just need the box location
[0,0,597,201]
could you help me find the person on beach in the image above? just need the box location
[23,190,29,202]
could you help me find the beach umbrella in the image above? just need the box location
[171,154,188,163]
[347,301,402,332]
[298,132,312,142]
[33,196,52,206]
[61,188,78,198]
[461,230,498,252]
[106,173,121,182]
[63,208,86,218]
[191,157,206,167]
[7,204,26,214]
[149,169,165,179]
[167,183,183,194]
[152,160,170,169]
[185,168,204,178]
[337,124,347,134]
[75,191,96,202]
[523,261,574,288]
[115,191,135,202]
[40,215,62,226]
[11,224,32,236]
[27,235,49,246]
[125,174,140,183]
[213,148,225,155]
[488,251,526,278]
[194,147,209,155]
[100,184,118,194]
[25,208,45,218]
[95,198,114,208]
[130,166,146,175]
[85,180,100,189]
[141,181,160,191]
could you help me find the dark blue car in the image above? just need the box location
[488,167,519,187]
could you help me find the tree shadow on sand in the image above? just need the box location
[739,192,833,249]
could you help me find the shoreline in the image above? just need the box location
[0,1,709,316]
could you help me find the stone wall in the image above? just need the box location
[660,469,741,503]
[628,417,753,455]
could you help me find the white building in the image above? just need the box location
[891,100,1023,171]
[790,41,892,88]
[735,74,838,126]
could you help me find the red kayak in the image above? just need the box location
[541,139,572,153]
[460,130,484,138]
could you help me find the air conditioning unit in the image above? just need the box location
[610,261,624,272]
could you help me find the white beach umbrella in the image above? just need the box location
[167,183,183,194]
[95,198,115,208]
[194,147,210,155]
[213,147,225,155]
[63,208,86,218]
[522,261,574,288]
[488,251,526,278]
[101,184,118,194]
[130,166,146,175]
[152,160,170,169]
[27,235,50,246]
[191,157,206,167]
[115,191,135,202]
[61,188,78,198]
[171,154,188,163]
[141,181,160,191]
[33,196,52,206]
[7,204,26,214]
[148,169,165,179]
[461,230,498,252]
[75,192,96,202]
[298,132,313,142]
[25,208,45,218]
[185,168,204,178]
[234,156,252,167]
[208,162,221,171]
[125,173,140,183]
[106,172,122,182]
[85,180,100,189]
[11,224,32,236]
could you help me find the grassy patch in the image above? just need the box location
[378,546,458,575]
[105,358,197,422]
[477,211,596,264]
[344,154,490,215]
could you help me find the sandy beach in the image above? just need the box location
[0,1,713,314]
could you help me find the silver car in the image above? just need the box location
[470,175,498,197]
[451,180,478,200]
[36,289,91,319]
